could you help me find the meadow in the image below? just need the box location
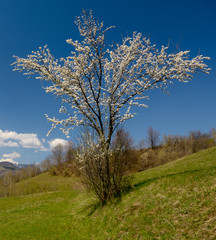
[0,147,216,239]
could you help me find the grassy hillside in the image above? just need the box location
[12,172,83,195]
[0,147,216,239]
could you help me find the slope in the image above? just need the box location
[0,147,216,239]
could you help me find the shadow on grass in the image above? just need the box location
[81,167,214,212]
[81,201,102,216]
[133,168,203,190]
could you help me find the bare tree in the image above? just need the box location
[112,127,138,173]
[112,127,133,150]
[40,156,52,172]
[137,139,145,150]
[147,127,160,149]
[65,141,76,162]
[13,10,210,203]
[50,144,65,166]
[210,128,216,145]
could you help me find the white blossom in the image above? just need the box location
[12,10,210,146]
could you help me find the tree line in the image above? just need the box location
[136,127,216,171]
[1,127,215,199]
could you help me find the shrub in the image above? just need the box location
[76,136,133,204]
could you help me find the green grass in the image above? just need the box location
[0,172,84,197]
[13,172,83,195]
[0,147,216,239]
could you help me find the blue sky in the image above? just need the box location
[0,0,215,164]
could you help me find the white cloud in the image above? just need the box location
[0,151,21,165]
[0,129,47,150]
[49,138,68,149]
[39,146,49,152]
[0,158,18,165]
[3,151,21,159]
[0,140,19,147]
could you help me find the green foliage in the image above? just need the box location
[0,147,216,239]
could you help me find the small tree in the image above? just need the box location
[51,144,65,166]
[112,128,138,173]
[76,131,131,203]
[13,10,210,203]
[65,142,76,162]
[112,127,133,150]
[40,156,52,172]
[147,127,160,149]
[210,128,216,145]
[64,141,80,176]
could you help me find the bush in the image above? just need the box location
[76,139,133,204]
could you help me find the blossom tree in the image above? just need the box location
[13,10,210,202]
[13,10,210,147]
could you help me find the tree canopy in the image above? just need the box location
[13,10,210,146]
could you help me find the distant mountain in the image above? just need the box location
[0,161,32,177]
[0,161,19,171]
[17,163,33,169]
